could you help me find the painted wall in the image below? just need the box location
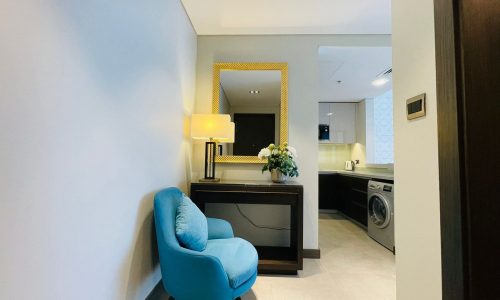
[392,0,442,298]
[0,0,196,299]
[194,35,391,250]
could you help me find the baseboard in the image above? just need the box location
[145,280,164,300]
[303,248,321,259]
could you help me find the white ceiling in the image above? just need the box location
[181,0,391,35]
[219,48,392,105]
[318,46,392,102]
[220,70,281,107]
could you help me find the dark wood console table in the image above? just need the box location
[190,180,303,275]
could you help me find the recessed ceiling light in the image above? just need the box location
[249,90,260,94]
[327,113,333,116]
[372,77,389,87]
[372,67,392,87]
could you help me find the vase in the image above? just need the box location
[271,169,288,183]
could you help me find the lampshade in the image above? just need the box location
[223,122,235,143]
[191,114,233,141]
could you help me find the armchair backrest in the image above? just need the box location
[153,188,185,277]
[154,188,233,300]
[153,187,250,300]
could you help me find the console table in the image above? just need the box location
[190,180,303,275]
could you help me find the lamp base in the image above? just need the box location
[199,177,221,182]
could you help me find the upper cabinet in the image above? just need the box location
[332,103,356,144]
[319,102,357,144]
[319,103,331,126]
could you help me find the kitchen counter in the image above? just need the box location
[319,169,394,181]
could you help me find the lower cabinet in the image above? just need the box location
[319,173,369,227]
[318,174,339,210]
[339,176,369,227]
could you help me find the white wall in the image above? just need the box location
[0,1,196,299]
[194,35,391,250]
[392,0,442,299]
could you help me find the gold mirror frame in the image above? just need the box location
[212,62,288,164]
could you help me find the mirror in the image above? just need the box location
[212,63,288,163]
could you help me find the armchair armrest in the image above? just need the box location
[207,217,234,239]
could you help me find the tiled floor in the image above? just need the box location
[153,213,396,300]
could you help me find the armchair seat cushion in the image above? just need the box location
[203,238,258,288]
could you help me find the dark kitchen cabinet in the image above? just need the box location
[337,175,369,227]
[318,174,339,210]
[319,173,370,227]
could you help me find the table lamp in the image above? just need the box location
[191,114,234,182]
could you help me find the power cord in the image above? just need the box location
[234,204,291,231]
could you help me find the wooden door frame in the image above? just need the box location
[434,0,500,299]
[434,0,467,298]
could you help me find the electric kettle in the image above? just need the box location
[345,160,355,171]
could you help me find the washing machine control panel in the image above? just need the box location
[368,180,394,194]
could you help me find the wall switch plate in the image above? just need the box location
[406,93,426,120]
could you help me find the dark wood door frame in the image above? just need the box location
[434,0,500,299]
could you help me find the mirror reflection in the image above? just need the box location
[218,70,281,156]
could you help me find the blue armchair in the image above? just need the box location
[154,187,258,300]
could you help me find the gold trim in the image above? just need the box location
[212,62,288,164]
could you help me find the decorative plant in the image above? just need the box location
[258,143,299,177]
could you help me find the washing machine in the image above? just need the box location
[367,180,395,252]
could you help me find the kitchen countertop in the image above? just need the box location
[319,169,394,181]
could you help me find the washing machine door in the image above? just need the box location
[368,194,391,228]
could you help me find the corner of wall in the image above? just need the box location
[392,0,442,298]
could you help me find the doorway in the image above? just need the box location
[233,113,275,156]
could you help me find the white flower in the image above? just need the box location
[287,146,298,158]
[258,148,271,159]
[272,149,279,155]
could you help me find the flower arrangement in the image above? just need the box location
[258,143,299,181]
